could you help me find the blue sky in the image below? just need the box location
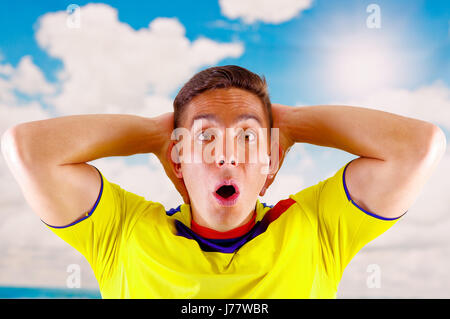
[1,1,450,297]
[0,0,448,106]
[0,0,449,199]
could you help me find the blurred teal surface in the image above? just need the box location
[0,286,101,299]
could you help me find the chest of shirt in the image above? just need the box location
[99,210,336,298]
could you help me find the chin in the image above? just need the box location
[208,204,244,224]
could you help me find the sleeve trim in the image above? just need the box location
[41,165,104,229]
[342,160,407,221]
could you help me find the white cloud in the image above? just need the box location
[0,101,50,133]
[219,0,313,24]
[0,55,56,107]
[335,81,450,131]
[261,172,304,204]
[0,76,15,105]
[0,58,54,141]
[35,3,244,116]
[9,56,56,96]
[338,244,450,298]
[90,156,183,209]
[0,57,53,133]
[0,63,13,76]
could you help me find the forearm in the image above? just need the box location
[274,104,442,162]
[6,113,171,167]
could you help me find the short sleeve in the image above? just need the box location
[42,165,150,285]
[290,159,406,284]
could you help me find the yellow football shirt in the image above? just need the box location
[43,160,403,298]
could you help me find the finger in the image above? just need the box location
[259,187,267,197]
[259,174,274,196]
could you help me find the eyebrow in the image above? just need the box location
[190,113,264,128]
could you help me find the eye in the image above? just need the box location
[196,130,214,143]
[245,131,256,142]
[239,130,256,144]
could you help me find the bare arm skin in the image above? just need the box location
[1,112,187,227]
[270,104,447,219]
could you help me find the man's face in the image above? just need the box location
[173,87,275,231]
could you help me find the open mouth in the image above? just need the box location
[216,185,237,198]
[213,181,240,206]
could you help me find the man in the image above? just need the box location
[1,65,446,298]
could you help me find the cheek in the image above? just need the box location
[181,163,209,191]
[244,164,268,192]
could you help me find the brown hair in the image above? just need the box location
[173,65,272,128]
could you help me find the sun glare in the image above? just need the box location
[325,36,402,98]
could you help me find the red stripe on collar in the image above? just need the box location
[191,210,257,239]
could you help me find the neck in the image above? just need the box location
[191,210,257,239]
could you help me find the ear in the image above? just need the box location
[259,143,283,196]
[167,141,183,179]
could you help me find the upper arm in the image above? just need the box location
[1,126,101,227]
[345,126,446,219]
[291,160,403,282]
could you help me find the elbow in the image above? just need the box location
[415,124,447,166]
[1,125,20,160]
[429,124,447,157]
[1,124,33,170]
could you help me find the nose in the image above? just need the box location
[216,156,237,168]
